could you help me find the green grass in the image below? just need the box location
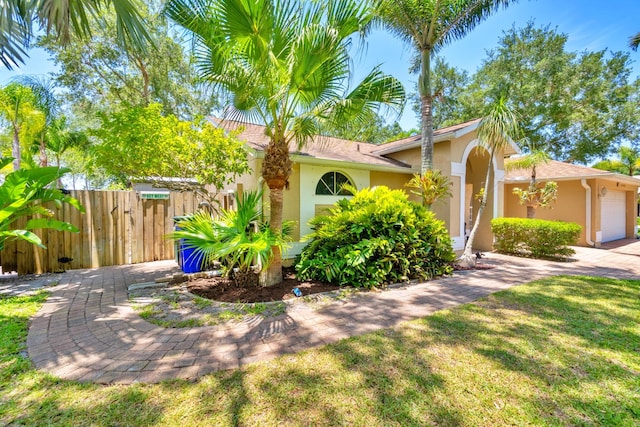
[2,276,640,426]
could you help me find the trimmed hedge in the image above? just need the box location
[295,186,455,288]
[491,217,582,259]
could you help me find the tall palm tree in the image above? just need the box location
[16,76,60,166]
[0,82,38,170]
[0,0,151,69]
[165,0,405,286]
[377,0,514,173]
[458,98,519,267]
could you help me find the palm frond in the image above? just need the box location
[477,97,520,152]
[630,32,640,51]
[505,150,550,172]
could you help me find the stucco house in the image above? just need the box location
[215,118,519,257]
[504,160,640,246]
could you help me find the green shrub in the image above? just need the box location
[491,217,581,259]
[295,186,455,288]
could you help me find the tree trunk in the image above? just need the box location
[259,135,292,287]
[526,204,536,219]
[419,48,433,174]
[458,149,495,268]
[259,186,284,286]
[12,125,20,170]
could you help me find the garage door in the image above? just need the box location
[601,190,626,242]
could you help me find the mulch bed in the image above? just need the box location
[187,267,342,303]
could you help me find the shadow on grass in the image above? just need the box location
[3,276,640,425]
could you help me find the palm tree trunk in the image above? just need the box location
[459,149,495,267]
[260,186,284,286]
[259,136,292,287]
[419,48,433,174]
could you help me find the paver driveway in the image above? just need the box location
[24,240,640,384]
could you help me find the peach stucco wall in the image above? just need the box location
[505,178,639,246]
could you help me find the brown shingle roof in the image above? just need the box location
[505,159,640,185]
[211,118,414,170]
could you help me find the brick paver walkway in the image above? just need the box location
[26,239,640,384]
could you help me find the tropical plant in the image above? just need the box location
[592,146,640,176]
[296,186,454,288]
[0,157,84,250]
[458,98,519,268]
[16,76,61,167]
[165,0,405,286]
[405,170,452,210]
[506,149,557,218]
[377,0,512,173]
[511,181,558,219]
[631,32,640,51]
[0,0,151,69]
[169,190,291,287]
[0,83,39,170]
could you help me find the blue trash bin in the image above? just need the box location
[179,239,204,274]
[174,216,204,274]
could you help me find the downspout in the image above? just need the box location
[581,179,595,246]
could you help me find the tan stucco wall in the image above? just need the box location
[450,132,475,163]
[370,171,412,191]
[505,180,589,245]
[284,163,301,241]
[385,147,421,168]
[505,178,640,246]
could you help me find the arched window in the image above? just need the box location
[315,171,353,196]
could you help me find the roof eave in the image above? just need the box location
[289,153,417,174]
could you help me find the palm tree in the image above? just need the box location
[170,190,291,287]
[592,146,640,176]
[0,0,151,69]
[377,0,514,173]
[17,76,60,166]
[458,98,519,268]
[506,148,558,218]
[631,32,640,51]
[165,0,405,286]
[0,82,38,170]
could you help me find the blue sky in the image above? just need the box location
[2,0,639,130]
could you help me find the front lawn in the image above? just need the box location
[2,276,639,425]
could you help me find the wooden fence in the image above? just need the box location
[1,190,207,275]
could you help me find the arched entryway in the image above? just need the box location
[458,142,504,252]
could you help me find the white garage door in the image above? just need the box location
[601,190,626,242]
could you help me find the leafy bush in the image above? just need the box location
[492,217,581,258]
[168,190,291,287]
[0,158,84,250]
[295,186,455,288]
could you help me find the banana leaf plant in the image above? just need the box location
[168,190,292,287]
[0,157,84,250]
